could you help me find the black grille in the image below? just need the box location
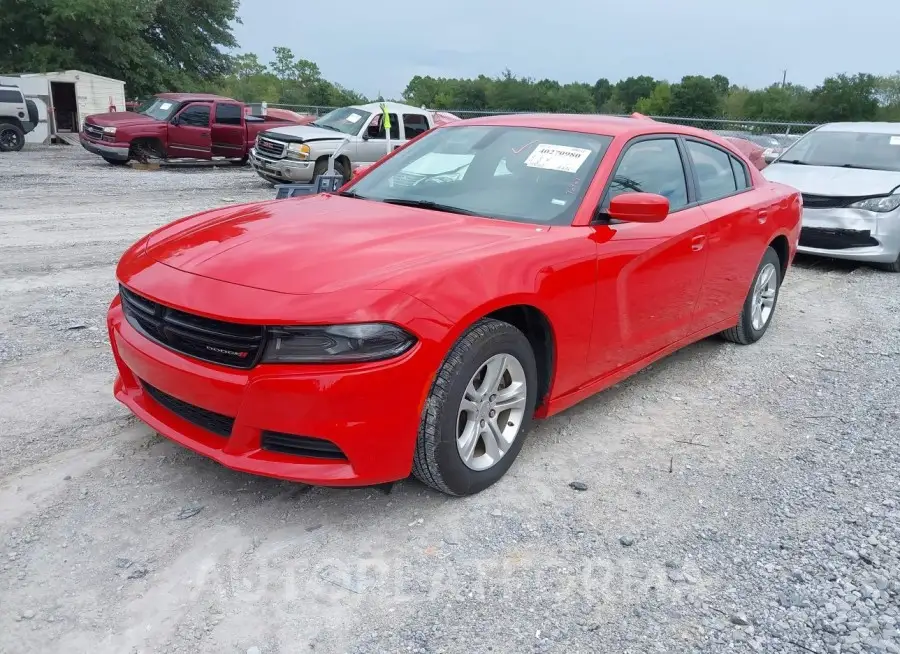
[801,193,869,209]
[256,136,286,158]
[261,431,347,460]
[140,380,235,437]
[120,285,265,369]
[84,122,104,139]
[799,227,879,250]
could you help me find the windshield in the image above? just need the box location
[345,125,613,225]
[139,97,181,121]
[311,107,372,135]
[777,130,900,171]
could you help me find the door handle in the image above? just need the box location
[691,235,707,252]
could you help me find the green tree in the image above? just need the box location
[592,78,613,111]
[808,73,879,122]
[668,76,721,117]
[613,76,658,112]
[0,0,240,97]
[634,82,672,115]
[875,72,900,120]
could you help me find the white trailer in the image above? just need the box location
[0,70,126,145]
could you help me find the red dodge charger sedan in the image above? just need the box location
[108,114,801,496]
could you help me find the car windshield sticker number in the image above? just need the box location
[159,102,172,110]
[525,144,592,173]
[346,113,362,124]
[890,136,900,146]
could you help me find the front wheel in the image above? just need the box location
[876,252,900,273]
[0,123,25,152]
[412,318,538,496]
[720,246,782,345]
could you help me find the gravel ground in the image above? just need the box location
[0,145,898,654]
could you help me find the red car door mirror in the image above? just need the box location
[607,192,670,223]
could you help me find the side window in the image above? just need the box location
[402,114,429,139]
[686,140,738,201]
[177,104,211,128]
[730,155,750,189]
[214,103,242,126]
[367,113,400,140]
[0,89,24,103]
[604,138,688,211]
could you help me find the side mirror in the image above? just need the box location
[607,192,669,223]
[171,115,180,126]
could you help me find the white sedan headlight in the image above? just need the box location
[850,194,900,213]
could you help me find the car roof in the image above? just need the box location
[451,113,730,141]
[817,122,900,134]
[155,92,238,103]
[353,100,428,114]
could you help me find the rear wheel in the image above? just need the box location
[721,247,781,345]
[412,318,538,496]
[0,123,25,152]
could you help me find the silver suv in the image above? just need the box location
[0,84,38,152]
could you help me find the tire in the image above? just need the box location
[721,246,782,345]
[103,157,128,166]
[412,318,538,496]
[876,253,900,273]
[231,155,249,166]
[0,123,25,152]
[313,157,348,183]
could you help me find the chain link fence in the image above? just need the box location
[270,103,820,137]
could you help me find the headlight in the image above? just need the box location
[286,143,310,160]
[849,194,900,213]
[261,323,415,363]
[103,126,117,135]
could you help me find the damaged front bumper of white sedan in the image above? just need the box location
[798,200,900,264]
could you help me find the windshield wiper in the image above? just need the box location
[335,190,364,199]
[838,163,881,170]
[311,122,341,132]
[379,198,482,216]
[776,159,808,165]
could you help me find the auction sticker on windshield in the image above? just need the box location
[525,144,592,173]
[160,102,172,110]
[346,113,362,124]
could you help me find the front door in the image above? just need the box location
[587,136,711,378]
[168,102,212,159]
[210,102,245,159]
[357,111,401,165]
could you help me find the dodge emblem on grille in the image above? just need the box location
[205,345,248,358]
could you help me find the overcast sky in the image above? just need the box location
[233,0,896,100]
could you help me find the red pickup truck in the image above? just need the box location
[80,93,305,165]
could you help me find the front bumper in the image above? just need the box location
[80,133,129,161]
[797,207,900,264]
[249,148,315,183]
[107,288,447,486]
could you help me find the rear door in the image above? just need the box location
[401,112,430,140]
[168,102,212,159]
[684,138,774,329]
[588,136,711,377]
[210,102,245,159]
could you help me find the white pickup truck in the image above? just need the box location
[248,101,458,185]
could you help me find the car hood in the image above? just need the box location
[144,195,545,295]
[763,163,900,196]
[85,112,159,128]
[258,124,354,144]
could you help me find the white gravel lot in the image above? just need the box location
[0,145,898,654]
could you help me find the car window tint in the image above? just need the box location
[730,155,750,189]
[215,103,242,126]
[687,141,738,201]
[402,114,429,139]
[179,104,211,127]
[605,139,688,210]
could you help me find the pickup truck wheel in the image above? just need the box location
[0,123,25,152]
[313,157,348,182]
[412,318,538,496]
[231,155,249,166]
